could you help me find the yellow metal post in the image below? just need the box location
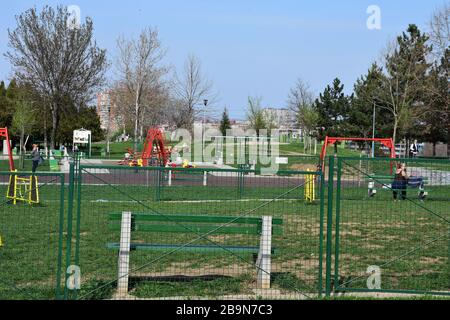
[305,169,315,203]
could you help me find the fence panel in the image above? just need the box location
[332,157,450,296]
[70,165,325,300]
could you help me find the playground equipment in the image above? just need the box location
[182,159,196,169]
[1,127,39,205]
[0,128,14,171]
[319,136,396,170]
[119,128,171,167]
[7,172,39,205]
[304,169,316,203]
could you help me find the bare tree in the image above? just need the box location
[287,79,318,138]
[11,95,36,157]
[429,3,450,60]
[246,96,266,136]
[5,6,107,149]
[115,27,168,150]
[173,54,217,131]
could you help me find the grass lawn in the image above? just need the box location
[0,159,51,172]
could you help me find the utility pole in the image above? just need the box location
[372,102,376,158]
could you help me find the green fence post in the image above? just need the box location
[73,162,83,300]
[325,156,335,297]
[334,158,342,292]
[318,171,325,297]
[238,170,244,199]
[155,169,161,201]
[63,161,75,300]
[55,173,65,300]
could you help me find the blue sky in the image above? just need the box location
[0,0,447,119]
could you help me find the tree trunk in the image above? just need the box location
[43,108,48,155]
[19,128,24,156]
[134,103,139,152]
[19,128,24,169]
[392,118,398,154]
[51,104,59,150]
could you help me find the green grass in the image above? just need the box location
[132,275,252,299]
[0,159,50,171]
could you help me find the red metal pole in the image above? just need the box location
[0,128,15,171]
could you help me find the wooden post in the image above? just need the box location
[117,211,132,296]
[168,170,172,186]
[256,216,272,289]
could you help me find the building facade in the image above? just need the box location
[96,92,122,133]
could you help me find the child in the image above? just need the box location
[31,144,40,173]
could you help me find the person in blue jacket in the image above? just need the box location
[31,144,41,173]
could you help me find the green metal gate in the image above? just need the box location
[328,157,450,296]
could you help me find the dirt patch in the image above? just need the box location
[133,263,254,278]
[339,230,363,237]
[419,256,445,265]
[289,164,318,171]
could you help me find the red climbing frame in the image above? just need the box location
[141,128,170,166]
[0,127,15,171]
[320,136,396,169]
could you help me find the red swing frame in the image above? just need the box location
[319,136,396,169]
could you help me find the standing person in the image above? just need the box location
[392,163,409,201]
[31,144,40,173]
[409,140,419,158]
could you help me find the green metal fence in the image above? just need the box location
[0,171,66,299]
[327,157,450,296]
[1,155,450,300]
[68,165,325,300]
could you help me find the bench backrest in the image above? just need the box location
[108,213,283,236]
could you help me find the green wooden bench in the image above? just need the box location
[107,212,283,296]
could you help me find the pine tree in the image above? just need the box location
[377,24,433,145]
[315,78,351,143]
[349,63,394,141]
[219,107,231,136]
[422,48,450,154]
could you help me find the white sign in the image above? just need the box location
[275,157,288,165]
[73,129,91,144]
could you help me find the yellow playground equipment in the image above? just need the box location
[7,170,40,205]
[182,159,196,168]
[1,127,40,205]
[304,169,316,203]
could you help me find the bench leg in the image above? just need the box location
[117,211,132,297]
[256,216,272,289]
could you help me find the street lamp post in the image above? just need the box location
[202,99,208,162]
